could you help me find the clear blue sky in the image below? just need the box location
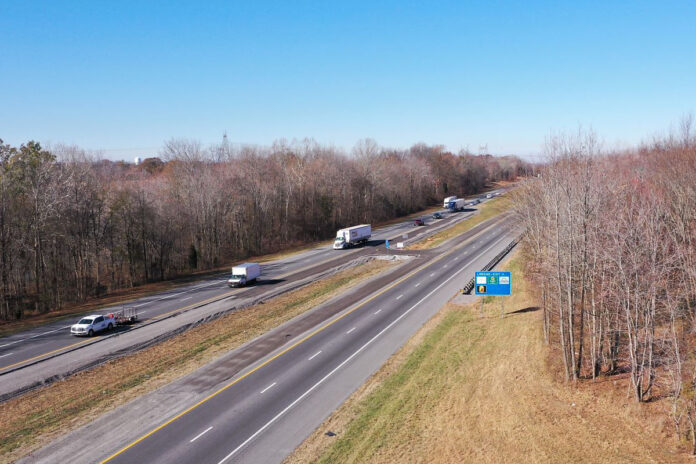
[1,0,694,159]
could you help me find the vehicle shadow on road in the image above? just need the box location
[254,278,285,286]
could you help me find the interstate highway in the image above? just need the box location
[23,213,518,464]
[0,195,500,378]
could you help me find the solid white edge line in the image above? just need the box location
[260,382,277,394]
[190,426,213,443]
[217,233,511,463]
[308,351,322,360]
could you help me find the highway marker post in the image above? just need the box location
[474,271,512,318]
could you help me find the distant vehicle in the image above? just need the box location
[71,314,114,337]
[228,263,261,287]
[486,193,493,199]
[432,212,443,219]
[470,199,481,205]
[443,196,458,208]
[445,197,467,211]
[333,224,371,249]
[414,218,425,226]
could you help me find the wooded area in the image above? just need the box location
[515,122,696,451]
[0,137,529,321]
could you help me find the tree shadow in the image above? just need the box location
[509,306,540,315]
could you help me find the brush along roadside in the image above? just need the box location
[287,252,683,464]
[0,259,396,464]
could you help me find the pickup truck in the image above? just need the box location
[71,314,115,336]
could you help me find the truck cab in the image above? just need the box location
[333,236,347,249]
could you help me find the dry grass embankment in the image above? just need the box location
[0,259,395,464]
[288,253,684,464]
[409,195,512,250]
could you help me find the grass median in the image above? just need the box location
[409,196,512,250]
[0,258,396,464]
[288,252,684,464]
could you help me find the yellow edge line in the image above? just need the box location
[0,290,242,373]
[0,338,93,372]
[1,213,468,371]
[99,214,509,463]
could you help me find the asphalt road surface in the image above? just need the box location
[22,211,518,464]
[0,192,502,378]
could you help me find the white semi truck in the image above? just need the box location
[443,196,458,208]
[333,224,371,249]
[444,196,467,211]
[228,263,261,287]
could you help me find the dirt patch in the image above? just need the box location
[288,252,686,464]
[0,259,395,464]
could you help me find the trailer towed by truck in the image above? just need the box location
[70,307,138,336]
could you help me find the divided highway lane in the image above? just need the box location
[101,220,517,464]
[0,203,485,375]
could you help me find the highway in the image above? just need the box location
[0,193,502,379]
[22,211,518,464]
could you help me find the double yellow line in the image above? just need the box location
[99,215,508,463]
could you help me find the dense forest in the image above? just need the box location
[515,123,696,451]
[0,137,530,321]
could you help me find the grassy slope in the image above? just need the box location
[0,259,394,464]
[409,196,512,250]
[288,253,685,464]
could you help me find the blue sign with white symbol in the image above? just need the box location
[474,271,511,296]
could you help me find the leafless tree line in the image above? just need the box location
[0,136,530,321]
[514,123,696,451]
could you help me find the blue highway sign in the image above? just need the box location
[474,271,511,296]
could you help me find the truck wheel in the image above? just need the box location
[107,323,113,331]
[88,329,94,337]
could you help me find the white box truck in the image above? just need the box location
[333,224,371,249]
[228,263,261,287]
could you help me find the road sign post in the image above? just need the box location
[474,271,511,318]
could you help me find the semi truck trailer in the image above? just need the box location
[333,224,371,249]
[445,197,467,211]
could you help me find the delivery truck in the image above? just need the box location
[228,263,261,287]
[333,224,371,249]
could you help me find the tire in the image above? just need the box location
[107,323,113,331]
[88,329,94,337]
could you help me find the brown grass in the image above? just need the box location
[288,252,686,464]
[0,259,395,464]
[409,195,512,250]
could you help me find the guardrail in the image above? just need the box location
[461,237,520,294]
